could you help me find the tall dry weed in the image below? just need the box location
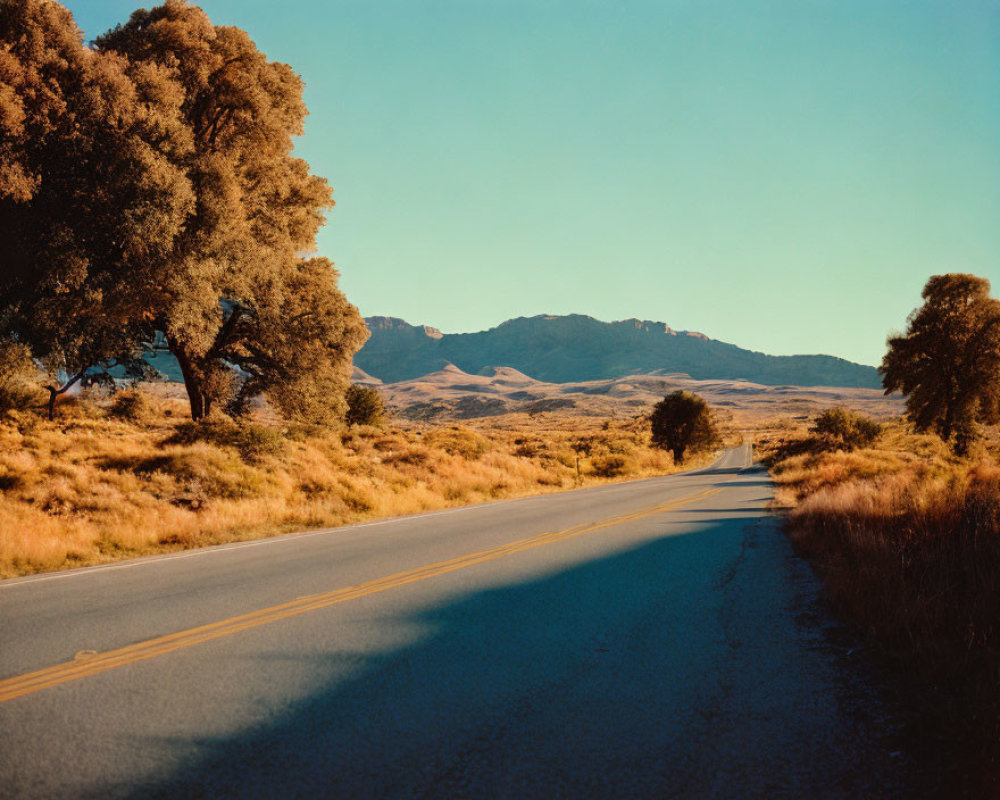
[774,424,1000,791]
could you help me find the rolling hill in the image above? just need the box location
[362,362,901,423]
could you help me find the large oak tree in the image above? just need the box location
[1,0,367,421]
[96,1,366,421]
[880,273,1000,453]
[0,0,193,416]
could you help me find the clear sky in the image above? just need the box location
[68,1,999,366]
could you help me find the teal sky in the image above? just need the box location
[69,1,999,366]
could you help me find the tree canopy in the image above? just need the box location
[0,0,366,421]
[649,390,720,464]
[880,274,1000,453]
[0,0,193,414]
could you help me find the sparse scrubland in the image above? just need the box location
[3,2,996,778]
[760,418,1000,791]
[0,389,716,579]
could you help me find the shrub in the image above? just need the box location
[165,448,264,499]
[811,407,881,451]
[590,454,628,477]
[513,441,540,458]
[166,419,285,462]
[109,389,151,423]
[0,339,40,415]
[424,427,489,460]
[345,384,387,427]
[235,424,285,463]
[381,447,428,466]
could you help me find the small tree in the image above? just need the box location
[650,391,720,464]
[811,407,881,451]
[345,384,387,427]
[880,274,1000,454]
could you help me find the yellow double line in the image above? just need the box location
[0,487,718,703]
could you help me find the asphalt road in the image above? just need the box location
[0,445,915,798]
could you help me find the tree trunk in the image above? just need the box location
[189,390,207,421]
[941,406,954,442]
[672,446,685,464]
[171,344,209,421]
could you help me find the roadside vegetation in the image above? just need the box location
[344,384,388,427]
[760,421,1000,793]
[0,388,719,578]
[754,274,1000,793]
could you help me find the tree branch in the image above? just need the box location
[208,303,250,359]
[44,370,86,421]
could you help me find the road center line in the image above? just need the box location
[0,487,720,703]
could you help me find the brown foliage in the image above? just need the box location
[108,389,152,423]
[0,397,714,578]
[345,384,387,427]
[96,2,367,421]
[650,390,720,463]
[881,273,1000,453]
[0,337,41,414]
[0,0,193,396]
[0,1,366,423]
[810,407,881,451]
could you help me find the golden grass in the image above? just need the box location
[763,418,1000,792]
[0,392,721,578]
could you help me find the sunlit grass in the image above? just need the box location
[762,418,1000,789]
[0,392,719,578]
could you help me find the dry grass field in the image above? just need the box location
[0,372,904,580]
[761,419,1000,791]
[0,388,723,579]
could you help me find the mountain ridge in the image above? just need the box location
[360,359,901,422]
[355,313,881,389]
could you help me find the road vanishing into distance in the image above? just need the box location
[1,446,917,798]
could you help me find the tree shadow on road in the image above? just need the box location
[126,514,922,800]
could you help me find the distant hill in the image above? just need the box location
[355,314,881,388]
